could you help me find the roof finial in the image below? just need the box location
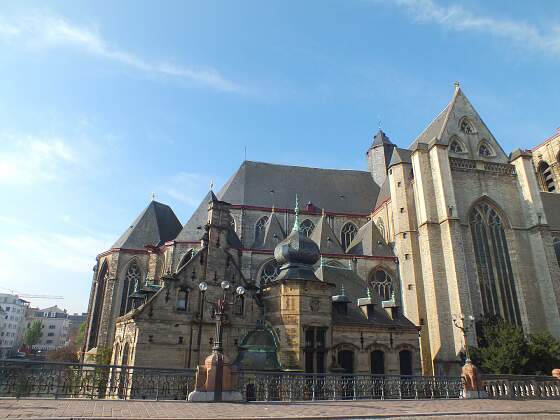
[292,194,300,233]
[367,285,372,299]
[320,255,324,267]
[151,192,156,201]
[209,179,214,191]
[377,114,382,131]
[454,81,460,90]
[341,283,346,296]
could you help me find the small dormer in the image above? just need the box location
[332,285,350,316]
[357,287,379,319]
[381,291,399,320]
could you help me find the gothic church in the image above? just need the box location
[83,84,560,376]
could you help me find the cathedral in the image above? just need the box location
[83,84,560,377]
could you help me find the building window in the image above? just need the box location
[234,295,244,316]
[300,219,315,237]
[399,350,413,376]
[340,222,358,251]
[469,202,521,325]
[49,325,55,329]
[337,349,354,374]
[371,350,385,374]
[478,142,492,157]
[449,139,464,153]
[176,288,188,311]
[255,216,269,243]
[260,260,281,285]
[304,327,327,373]
[47,332,54,337]
[120,261,141,316]
[370,269,393,301]
[538,161,556,192]
[553,237,560,268]
[460,118,475,134]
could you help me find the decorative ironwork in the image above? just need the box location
[0,361,196,400]
[240,372,463,401]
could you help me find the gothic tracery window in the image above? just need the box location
[449,139,464,153]
[460,118,475,134]
[260,259,280,285]
[478,142,492,157]
[178,249,194,270]
[370,269,393,301]
[120,261,141,316]
[341,222,358,251]
[300,219,315,237]
[89,262,108,350]
[469,202,521,325]
[538,161,556,192]
[255,216,268,243]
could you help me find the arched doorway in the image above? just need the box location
[337,349,354,374]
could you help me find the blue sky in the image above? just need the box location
[0,0,558,312]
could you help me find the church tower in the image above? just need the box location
[367,129,396,186]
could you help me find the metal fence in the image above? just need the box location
[2,360,560,402]
[483,374,560,400]
[0,360,196,400]
[240,371,463,401]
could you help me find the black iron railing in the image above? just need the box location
[240,371,463,401]
[0,360,196,400]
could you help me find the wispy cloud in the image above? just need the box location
[0,12,246,94]
[0,134,77,186]
[159,172,215,208]
[382,0,560,58]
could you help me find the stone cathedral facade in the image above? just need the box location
[83,84,560,376]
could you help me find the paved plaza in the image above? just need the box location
[1,398,560,419]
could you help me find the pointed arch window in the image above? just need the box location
[554,237,560,268]
[120,261,141,316]
[538,161,556,192]
[478,142,493,157]
[300,219,315,237]
[370,269,393,301]
[178,249,194,271]
[341,222,358,251]
[255,216,268,243]
[260,259,280,285]
[449,137,465,154]
[469,202,521,325]
[176,287,188,311]
[460,118,475,134]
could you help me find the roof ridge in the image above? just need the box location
[243,160,370,174]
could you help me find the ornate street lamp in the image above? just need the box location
[197,279,245,401]
[452,313,475,361]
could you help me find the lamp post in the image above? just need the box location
[197,280,245,401]
[452,313,475,362]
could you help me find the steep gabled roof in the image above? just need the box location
[174,191,214,243]
[260,212,286,249]
[388,147,412,169]
[347,220,393,257]
[217,161,379,214]
[374,178,391,209]
[370,129,394,148]
[112,201,183,250]
[310,215,344,254]
[410,101,452,149]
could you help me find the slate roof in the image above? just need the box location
[310,215,344,254]
[388,148,412,168]
[541,192,560,231]
[174,192,213,242]
[347,220,393,257]
[217,161,379,214]
[374,178,391,209]
[315,265,416,329]
[409,102,452,150]
[112,201,183,250]
[370,130,394,148]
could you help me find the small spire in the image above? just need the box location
[209,179,214,191]
[454,81,460,90]
[377,114,382,131]
[151,192,156,201]
[292,194,300,233]
[271,204,275,214]
[320,255,324,267]
[341,283,346,296]
[367,285,372,299]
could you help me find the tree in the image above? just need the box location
[72,322,86,350]
[473,320,529,374]
[23,320,42,348]
[47,345,79,363]
[526,332,560,375]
